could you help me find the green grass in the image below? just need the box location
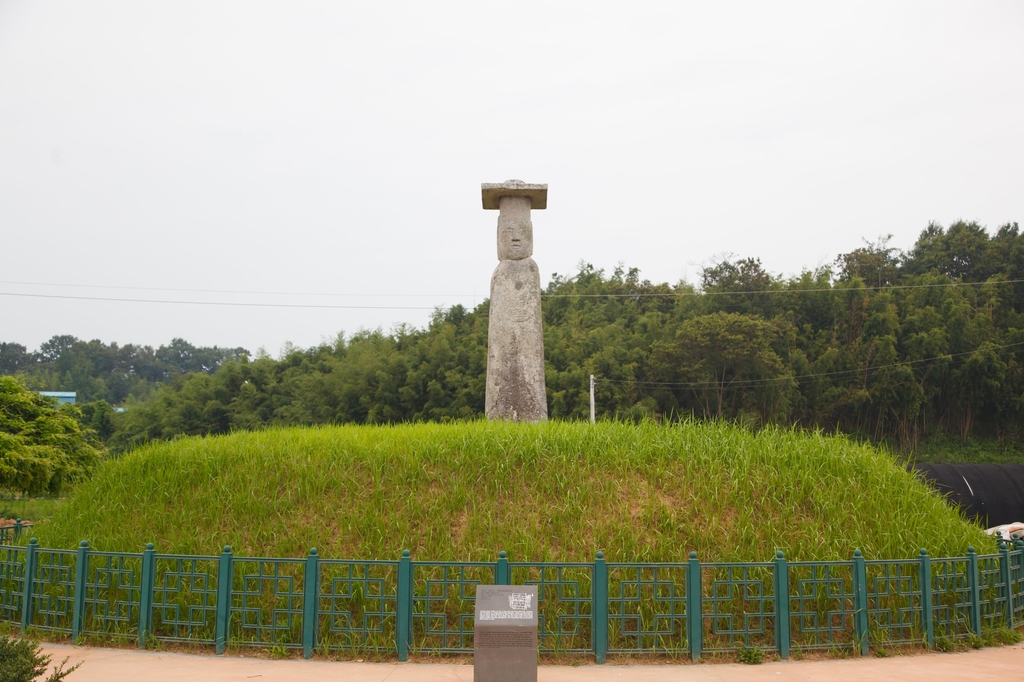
[35,420,990,561]
[910,433,1024,464]
[0,496,67,522]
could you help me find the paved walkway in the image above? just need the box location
[37,642,1024,681]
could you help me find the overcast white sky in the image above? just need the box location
[1,1,1022,354]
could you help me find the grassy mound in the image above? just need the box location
[36,421,989,561]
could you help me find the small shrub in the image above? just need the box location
[983,627,1023,646]
[967,633,984,650]
[935,635,954,653]
[0,636,81,682]
[736,645,764,665]
[827,644,852,659]
[874,647,889,658]
[996,628,1023,645]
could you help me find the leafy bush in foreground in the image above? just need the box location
[0,636,80,682]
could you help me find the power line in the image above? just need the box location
[543,278,1024,298]
[596,341,1024,389]
[3,277,1019,311]
[0,291,438,311]
[2,276,1021,301]
[0,279,472,299]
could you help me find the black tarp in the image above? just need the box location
[912,463,1024,527]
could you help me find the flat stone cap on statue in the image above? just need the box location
[481,179,548,210]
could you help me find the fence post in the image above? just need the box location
[302,547,319,659]
[998,541,1013,630]
[967,546,981,637]
[20,538,38,633]
[1015,539,1024,621]
[138,543,156,649]
[396,549,412,662]
[773,551,790,659]
[686,551,702,661]
[852,549,869,656]
[593,551,608,664]
[14,519,22,542]
[71,540,89,642]
[214,545,233,655]
[918,549,933,648]
[496,551,510,586]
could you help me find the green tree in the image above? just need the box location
[836,235,901,287]
[0,376,102,494]
[0,343,32,374]
[658,312,791,421]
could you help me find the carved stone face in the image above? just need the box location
[496,196,533,261]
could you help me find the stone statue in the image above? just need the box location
[481,180,548,422]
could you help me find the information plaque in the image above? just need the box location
[474,585,538,682]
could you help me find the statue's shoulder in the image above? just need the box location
[491,257,541,289]
[493,257,539,273]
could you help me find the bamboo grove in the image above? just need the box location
[4,219,1024,455]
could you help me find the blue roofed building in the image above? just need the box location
[39,391,76,405]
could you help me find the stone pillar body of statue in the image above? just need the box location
[482,181,548,422]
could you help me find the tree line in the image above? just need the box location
[0,337,248,405]
[3,219,1024,457]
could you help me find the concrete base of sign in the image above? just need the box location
[474,585,538,682]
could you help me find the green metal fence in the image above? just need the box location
[1,539,1022,662]
[0,520,30,546]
